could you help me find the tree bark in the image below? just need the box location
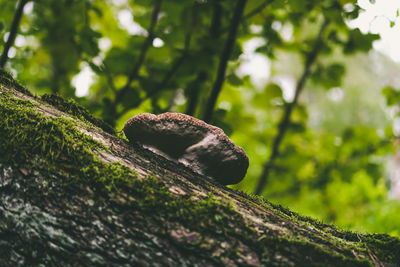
[0,71,399,266]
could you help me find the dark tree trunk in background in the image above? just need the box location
[203,0,247,123]
[0,0,28,68]
[0,72,399,266]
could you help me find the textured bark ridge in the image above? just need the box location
[1,73,400,266]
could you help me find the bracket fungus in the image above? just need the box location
[123,112,249,185]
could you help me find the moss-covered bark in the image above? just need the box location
[0,71,399,266]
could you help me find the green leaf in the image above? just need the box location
[311,63,345,88]
[365,163,380,182]
[226,74,243,86]
[264,83,283,99]
[343,4,361,20]
[326,63,345,86]
[342,128,354,142]
[289,122,306,133]
[214,214,223,222]
[90,5,103,17]
[230,43,243,60]
[138,77,156,92]
[211,109,233,136]
[121,87,141,108]
[287,0,308,12]
[104,47,136,75]
[344,29,380,54]
[292,104,308,123]
[382,86,398,106]
[80,26,101,57]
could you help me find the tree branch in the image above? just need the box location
[116,3,198,118]
[209,0,223,38]
[203,0,247,123]
[254,18,330,195]
[122,0,161,93]
[116,49,189,118]
[242,0,272,21]
[185,72,207,116]
[0,0,28,68]
[150,20,194,97]
[185,1,222,116]
[104,66,118,93]
[114,0,269,120]
[106,0,162,124]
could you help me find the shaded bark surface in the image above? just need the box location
[0,74,400,266]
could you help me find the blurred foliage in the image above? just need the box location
[1,0,400,236]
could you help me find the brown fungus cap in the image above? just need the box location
[123,112,249,185]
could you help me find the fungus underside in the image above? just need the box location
[0,79,399,265]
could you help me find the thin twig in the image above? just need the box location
[203,0,247,123]
[254,18,330,195]
[0,0,29,68]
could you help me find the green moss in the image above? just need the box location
[0,69,33,96]
[258,197,400,264]
[109,174,370,266]
[0,70,114,135]
[0,91,129,191]
[40,94,115,135]
[361,233,400,264]
[0,90,241,263]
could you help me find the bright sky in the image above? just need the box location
[348,0,400,62]
[72,0,400,97]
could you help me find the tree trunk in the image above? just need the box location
[0,70,399,266]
